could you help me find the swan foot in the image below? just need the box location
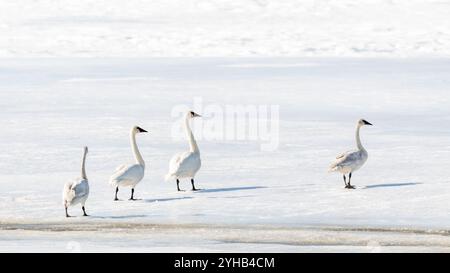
[114,198,120,201]
[345,185,356,189]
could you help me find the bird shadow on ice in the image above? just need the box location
[364,182,422,189]
[218,195,256,199]
[90,214,148,219]
[143,197,193,203]
[195,186,267,193]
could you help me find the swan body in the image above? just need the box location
[62,146,89,217]
[165,111,202,191]
[110,126,147,200]
[166,151,201,180]
[110,164,145,188]
[329,119,372,189]
[330,149,368,174]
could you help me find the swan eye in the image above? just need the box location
[190,111,195,117]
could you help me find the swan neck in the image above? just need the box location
[185,116,199,154]
[131,131,145,167]
[81,149,87,180]
[356,125,365,151]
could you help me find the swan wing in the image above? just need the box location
[338,151,360,165]
[336,150,353,159]
[330,150,358,171]
[63,179,88,204]
[169,152,188,170]
[114,163,128,173]
[166,151,196,180]
[330,149,366,171]
[72,179,89,198]
[168,151,201,179]
[110,164,132,181]
[110,164,144,183]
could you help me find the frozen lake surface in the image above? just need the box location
[0,58,450,252]
[1,0,450,57]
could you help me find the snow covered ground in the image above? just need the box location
[0,58,450,252]
[1,0,450,57]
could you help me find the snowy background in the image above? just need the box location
[1,1,450,252]
[1,0,450,57]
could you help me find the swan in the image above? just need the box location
[62,146,90,217]
[329,119,373,189]
[165,111,202,191]
[110,126,147,200]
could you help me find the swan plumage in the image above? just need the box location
[165,111,202,191]
[166,151,201,180]
[62,146,89,217]
[330,149,368,174]
[109,126,147,200]
[110,164,145,187]
[329,119,372,189]
[63,179,89,206]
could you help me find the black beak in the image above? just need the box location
[137,127,148,133]
[190,111,201,118]
[363,120,373,126]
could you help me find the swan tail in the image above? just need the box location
[328,164,339,173]
[165,173,174,181]
[62,182,75,206]
[109,177,119,187]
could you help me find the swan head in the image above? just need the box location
[133,126,148,134]
[189,111,202,119]
[358,119,373,127]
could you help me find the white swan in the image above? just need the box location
[329,119,373,189]
[165,111,202,191]
[110,126,147,200]
[62,146,90,217]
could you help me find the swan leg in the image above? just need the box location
[82,206,88,216]
[191,179,199,191]
[343,175,347,188]
[176,179,184,192]
[346,173,355,189]
[114,186,119,201]
[129,188,136,200]
[65,207,70,218]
